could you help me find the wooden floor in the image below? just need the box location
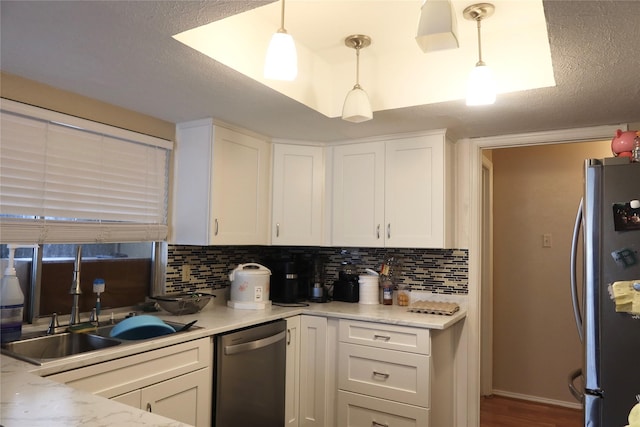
[480,395,583,427]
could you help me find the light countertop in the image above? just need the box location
[1,293,466,426]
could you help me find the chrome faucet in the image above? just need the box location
[69,245,82,325]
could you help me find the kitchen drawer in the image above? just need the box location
[337,390,429,427]
[339,319,430,354]
[338,342,430,407]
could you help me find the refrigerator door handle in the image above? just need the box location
[568,368,584,403]
[570,197,584,343]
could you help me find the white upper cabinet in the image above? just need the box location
[332,131,454,248]
[271,144,324,246]
[171,119,271,245]
[332,141,385,247]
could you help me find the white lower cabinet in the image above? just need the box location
[337,319,455,427]
[287,314,338,427]
[286,316,301,426]
[47,338,212,427]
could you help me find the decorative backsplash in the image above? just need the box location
[166,245,468,295]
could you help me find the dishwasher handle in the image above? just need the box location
[224,330,286,355]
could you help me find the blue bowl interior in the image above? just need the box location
[109,315,176,340]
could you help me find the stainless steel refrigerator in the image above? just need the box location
[569,158,640,426]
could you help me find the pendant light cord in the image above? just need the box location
[278,0,287,33]
[476,18,485,66]
[354,47,361,89]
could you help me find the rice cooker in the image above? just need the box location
[227,263,272,309]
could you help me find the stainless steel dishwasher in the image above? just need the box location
[214,319,286,427]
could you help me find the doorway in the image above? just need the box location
[478,140,612,407]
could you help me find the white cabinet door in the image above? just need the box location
[285,316,301,427]
[331,132,453,248]
[332,142,385,247]
[272,144,324,246]
[142,369,211,427]
[172,119,271,245]
[211,126,270,245]
[299,315,328,427]
[385,133,451,248]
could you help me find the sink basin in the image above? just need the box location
[1,332,121,365]
[92,319,199,339]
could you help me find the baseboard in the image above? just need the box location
[490,389,582,410]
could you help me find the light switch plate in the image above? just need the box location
[543,233,552,248]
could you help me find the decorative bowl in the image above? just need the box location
[151,292,215,315]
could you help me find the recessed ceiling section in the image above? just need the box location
[173,0,555,119]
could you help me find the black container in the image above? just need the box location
[332,271,359,302]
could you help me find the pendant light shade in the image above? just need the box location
[342,87,373,123]
[415,0,459,53]
[342,34,373,123]
[466,63,496,106]
[264,0,297,81]
[463,3,496,106]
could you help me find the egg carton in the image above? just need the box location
[407,300,460,316]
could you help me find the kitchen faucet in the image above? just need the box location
[69,245,82,325]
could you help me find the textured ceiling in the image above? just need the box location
[1,0,639,142]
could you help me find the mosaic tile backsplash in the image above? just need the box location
[166,246,468,295]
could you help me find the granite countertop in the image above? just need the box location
[1,292,467,426]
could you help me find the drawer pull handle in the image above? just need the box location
[373,371,390,380]
[372,422,389,427]
[373,334,391,341]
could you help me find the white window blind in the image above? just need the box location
[0,99,172,244]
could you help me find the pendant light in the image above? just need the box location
[415,0,460,53]
[463,3,496,106]
[342,34,373,123]
[264,0,297,81]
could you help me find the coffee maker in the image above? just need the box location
[268,259,300,303]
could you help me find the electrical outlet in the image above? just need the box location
[182,265,191,282]
[543,233,552,248]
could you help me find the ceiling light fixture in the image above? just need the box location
[463,3,496,106]
[342,34,373,123]
[264,0,297,81]
[416,0,459,52]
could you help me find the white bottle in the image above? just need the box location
[1,247,25,343]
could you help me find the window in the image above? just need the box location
[0,99,172,322]
[0,99,171,244]
[1,243,156,321]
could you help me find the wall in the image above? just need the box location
[166,245,468,296]
[490,140,611,404]
[0,72,174,141]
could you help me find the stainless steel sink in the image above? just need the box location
[1,332,121,365]
[1,319,200,365]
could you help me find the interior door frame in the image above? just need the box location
[480,154,494,396]
[459,123,622,427]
